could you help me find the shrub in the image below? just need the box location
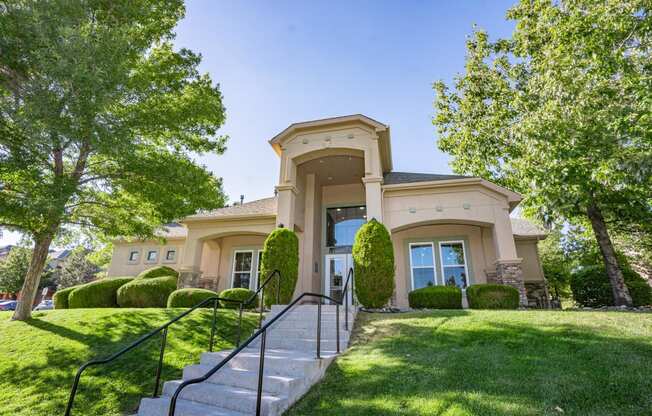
[259,228,299,307]
[352,219,395,308]
[117,275,177,308]
[408,286,462,309]
[53,285,82,309]
[467,284,519,309]
[167,288,218,308]
[219,288,258,309]
[68,277,134,308]
[571,265,652,307]
[137,265,178,280]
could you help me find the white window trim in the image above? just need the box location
[127,249,141,264]
[231,249,255,290]
[438,240,470,288]
[162,248,177,264]
[408,242,437,290]
[254,251,263,290]
[144,249,159,264]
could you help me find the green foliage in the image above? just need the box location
[137,266,178,280]
[167,288,217,308]
[52,285,81,309]
[68,277,133,308]
[467,284,520,309]
[0,0,227,319]
[259,228,299,307]
[0,246,52,294]
[117,276,177,308]
[408,286,462,309]
[571,266,652,307]
[54,247,98,289]
[538,227,573,299]
[219,288,258,309]
[433,0,652,305]
[352,219,395,308]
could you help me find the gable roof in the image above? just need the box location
[184,197,278,222]
[383,171,473,185]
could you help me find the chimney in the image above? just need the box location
[240,195,244,205]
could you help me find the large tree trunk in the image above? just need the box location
[587,203,633,307]
[11,234,54,321]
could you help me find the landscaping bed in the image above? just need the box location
[286,310,652,416]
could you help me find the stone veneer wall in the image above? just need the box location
[495,262,528,307]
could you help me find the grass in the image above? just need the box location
[0,308,258,416]
[287,310,652,416]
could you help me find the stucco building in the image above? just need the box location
[108,115,548,307]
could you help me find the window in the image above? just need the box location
[439,241,468,289]
[146,250,158,262]
[254,251,263,290]
[326,206,366,253]
[165,249,176,261]
[409,243,436,289]
[128,250,139,262]
[232,250,254,289]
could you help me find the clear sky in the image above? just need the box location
[0,0,517,247]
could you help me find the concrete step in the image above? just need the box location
[270,304,356,313]
[265,326,351,340]
[200,348,336,378]
[162,380,287,416]
[182,365,302,397]
[258,337,348,352]
[138,397,247,416]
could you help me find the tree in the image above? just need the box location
[54,247,97,289]
[259,228,299,307]
[1,1,227,320]
[352,219,395,308]
[0,246,51,295]
[434,0,652,306]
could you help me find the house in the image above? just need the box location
[107,114,548,307]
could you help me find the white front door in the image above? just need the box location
[324,254,353,304]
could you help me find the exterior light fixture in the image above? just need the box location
[408,207,417,214]
[463,203,471,210]
[436,206,443,212]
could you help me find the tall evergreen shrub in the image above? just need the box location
[259,227,299,307]
[352,219,395,308]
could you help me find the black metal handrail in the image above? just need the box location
[233,269,282,346]
[64,269,281,416]
[168,267,355,416]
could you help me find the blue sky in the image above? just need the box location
[1,0,516,247]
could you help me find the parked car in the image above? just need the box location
[0,300,17,311]
[34,300,54,311]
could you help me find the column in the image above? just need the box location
[362,176,383,222]
[492,207,527,306]
[178,233,204,289]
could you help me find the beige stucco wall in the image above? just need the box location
[516,239,545,282]
[107,239,185,277]
[208,234,268,292]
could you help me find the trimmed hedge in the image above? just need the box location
[68,277,134,308]
[467,284,520,309]
[219,288,258,309]
[117,275,178,308]
[571,265,652,307]
[352,219,395,308]
[167,288,218,308]
[53,285,82,309]
[137,265,179,280]
[259,228,299,307]
[408,286,462,309]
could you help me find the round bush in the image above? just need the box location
[219,288,258,309]
[117,275,178,308]
[408,286,462,309]
[352,219,395,308]
[467,284,519,309]
[137,265,179,280]
[259,228,299,307]
[571,265,651,307]
[53,285,82,309]
[68,277,134,308]
[167,288,218,308]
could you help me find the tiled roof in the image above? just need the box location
[510,218,547,238]
[185,197,278,220]
[383,171,472,185]
[155,223,188,239]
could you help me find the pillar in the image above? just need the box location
[492,207,527,306]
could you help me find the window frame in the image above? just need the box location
[145,249,159,264]
[127,249,141,264]
[438,240,469,289]
[408,242,437,290]
[254,250,264,290]
[230,249,255,290]
[163,248,177,264]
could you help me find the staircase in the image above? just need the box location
[137,304,356,416]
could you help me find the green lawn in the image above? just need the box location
[287,310,652,416]
[0,308,258,416]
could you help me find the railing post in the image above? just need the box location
[336,303,340,354]
[153,327,168,397]
[255,329,267,416]
[259,287,265,329]
[316,301,322,359]
[209,299,218,352]
[237,304,244,347]
[345,291,349,331]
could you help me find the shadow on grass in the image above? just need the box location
[286,310,652,416]
[0,308,257,415]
